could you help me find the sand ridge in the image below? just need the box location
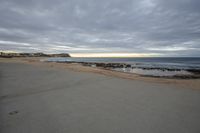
[0,57,200,90]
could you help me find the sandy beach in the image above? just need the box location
[0,57,200,133]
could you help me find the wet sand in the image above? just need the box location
[0,58,200,133]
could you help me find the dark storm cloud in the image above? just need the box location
[0,0,200,56]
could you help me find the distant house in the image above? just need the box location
[0,52,70,58]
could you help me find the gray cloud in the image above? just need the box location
[0,0,200,56]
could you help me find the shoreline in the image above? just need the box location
[1,57,200,90]
[47,61,200,79]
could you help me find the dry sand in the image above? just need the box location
[0,57,200,133]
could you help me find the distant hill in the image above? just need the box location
[0,52,71,58]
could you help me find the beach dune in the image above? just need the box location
[0,60,200,133]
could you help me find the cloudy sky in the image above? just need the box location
[0,0,200,57]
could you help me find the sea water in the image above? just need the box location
[44,57,200,77]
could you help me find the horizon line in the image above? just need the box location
[1,51,200,58]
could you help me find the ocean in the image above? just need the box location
[44,57,200,77]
